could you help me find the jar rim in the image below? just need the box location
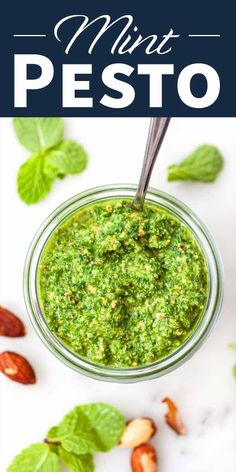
[24,184,224,383]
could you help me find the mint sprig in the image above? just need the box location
[13,118,88,204]
[7,403,125,472]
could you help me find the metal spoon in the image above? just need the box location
[133,117,171,210]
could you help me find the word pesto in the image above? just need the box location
[14,15,220,110]
[38,199,208,368]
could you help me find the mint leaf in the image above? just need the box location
[7,444,59,472]
[48,424,100,455]
[17,154,53,204]
[44,140,88,179]
[77,403,125,452]
[168,145,224,182]
[60,448,94,472]
[13,118,64,153]
[47,403,125,455]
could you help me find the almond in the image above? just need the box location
[131,444,158,472]
[0,351,36,384]
[0,306,25,337]
[162,397,186,435]
[120,418,157,448]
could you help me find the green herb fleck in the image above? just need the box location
[13,118,88,204]
[233,364,236,379]
[229,342,236,351]
[167,144,224,182]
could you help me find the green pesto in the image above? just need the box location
[38,199,208,368]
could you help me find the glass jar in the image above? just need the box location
[24,185,224,383]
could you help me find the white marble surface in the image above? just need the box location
[0,117,236,472]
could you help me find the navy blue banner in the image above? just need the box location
[0,0,234,116]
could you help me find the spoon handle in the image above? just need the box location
[133,117,171,210]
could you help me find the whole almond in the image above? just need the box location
[131,443,158,472]
[0,352,36,384]
[120,418,157,448]
[0,306,25,337]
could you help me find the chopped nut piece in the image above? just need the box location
[149,235,156,241]
[175,330,183,336]
[87,285,97,294]
[138,321,145,329]
[106,205,113,213]
[138,228,145,237]
[145,264,151,271]
[178,243,187,252]
[162,397,186,435]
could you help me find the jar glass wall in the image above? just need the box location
[24,185,224,383]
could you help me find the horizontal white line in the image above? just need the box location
[188,34,221,37]
[13,34,47,38]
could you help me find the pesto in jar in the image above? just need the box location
[38,199,208,368]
